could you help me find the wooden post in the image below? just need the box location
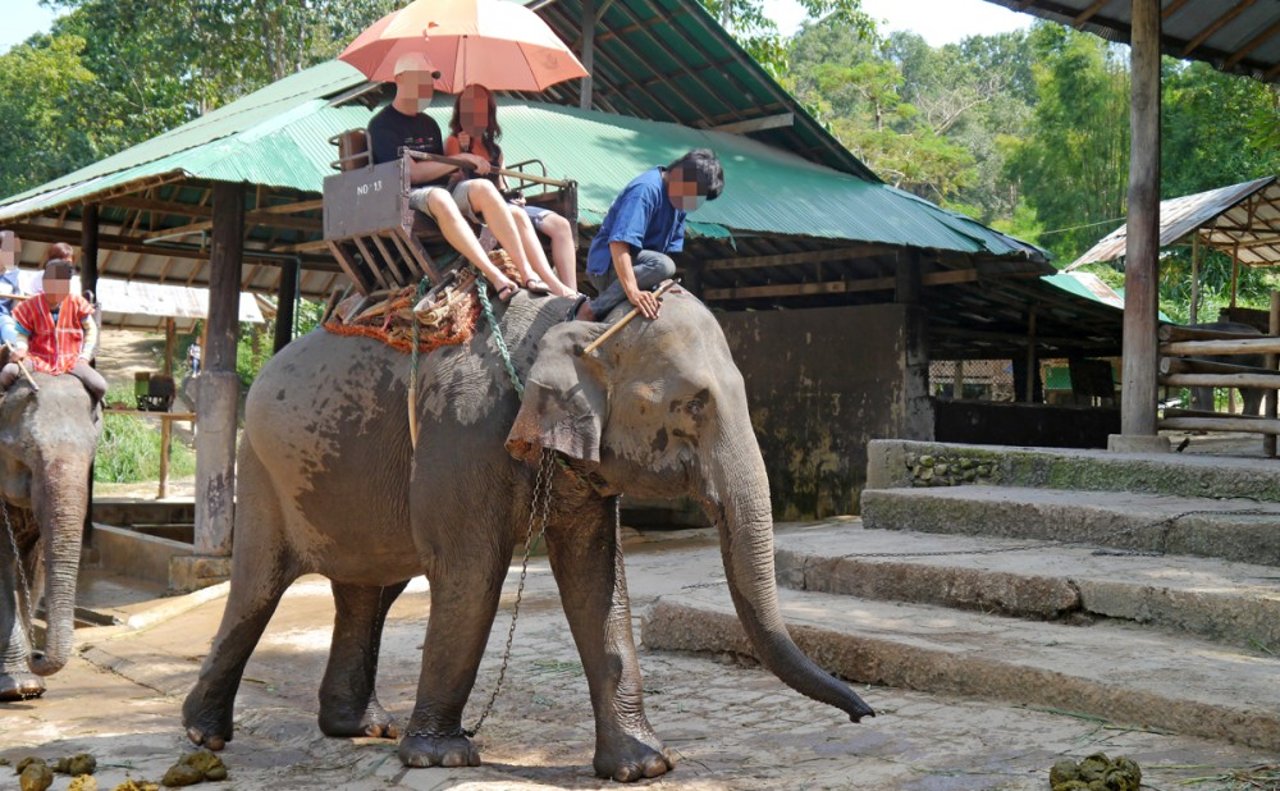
[163,318,175,377]
[1230,244,1240,309]
[894,253,921,305]
[953,360,964,400]
[273,259,298,353]
[80,204,99,297]
[1189,235,1201,325]
[580,0,595,110]
[1116,0,1162,446]
[159,416,172,500]
[1267,291,1280,457]
[1025,306,1038,404]
[193,182,242,559]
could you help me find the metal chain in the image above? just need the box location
[463,447,557,737]
[2,499,39,697]
[838,507,1279,560]
[474,275,525,397]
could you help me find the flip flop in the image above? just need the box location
[496,283,519,303]
[524,278,552,295]
[565,294,590,322]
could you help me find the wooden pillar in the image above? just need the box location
[1116,0,1162,446]
[273,259,298,353]
[1229,244,1240,310]
[894,253,921,305]
[80,204,99,298]
[159,417,172,500]
[193,182,242,558]
[163,318,176,376]
[953,360,964,400]
[1265,291,1280,453]
[1024,306,1038,404]
[1189,235,1201,325]
[580,0,596,110]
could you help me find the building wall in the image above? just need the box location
[718,303,933,520]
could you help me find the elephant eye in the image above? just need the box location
[686,399,704,416]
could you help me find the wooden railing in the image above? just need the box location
[1157,292,1280,454]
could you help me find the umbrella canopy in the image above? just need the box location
[340,0,588,93]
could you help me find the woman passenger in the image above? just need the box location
[445,84,577,296]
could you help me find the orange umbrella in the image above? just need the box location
[340,0,588,93]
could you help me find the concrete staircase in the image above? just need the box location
[641,440,1280,752]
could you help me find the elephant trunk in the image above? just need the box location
[27,456,88,677]
[701,425,874,723]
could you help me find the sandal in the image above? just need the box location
[565,294,590,322]
[524,278,552,295]
[496,282,519,303]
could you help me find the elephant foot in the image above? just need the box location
[398,730,480,768]
[594,731,673,782]
[0,671,46,701]
[320,699,399,740]
[182,695,234,751]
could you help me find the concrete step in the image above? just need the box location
[860,485,1280,567]
[640,585,1280,752]
[773,523,1280,653]
[867,438,1280,503]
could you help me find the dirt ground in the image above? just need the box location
[2,530,1275,791]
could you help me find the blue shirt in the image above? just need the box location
[0,270,21,317]
[586,167,686,276]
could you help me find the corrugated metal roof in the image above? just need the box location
[1067,176,1280,269]
[984,0,1280,84]
[0,63,1044,261]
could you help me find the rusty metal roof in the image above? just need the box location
[1067,176,1280,269]
[984,0,1280,84]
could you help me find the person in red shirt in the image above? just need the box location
[0,254,106,401]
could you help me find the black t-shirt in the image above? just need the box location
[367,104,447,186]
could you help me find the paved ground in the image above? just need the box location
[2,526,1276,790]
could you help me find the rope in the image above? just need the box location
[474,274,525,397]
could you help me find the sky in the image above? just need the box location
[2,0,1031,54]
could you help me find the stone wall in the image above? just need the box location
[718,303,932,520]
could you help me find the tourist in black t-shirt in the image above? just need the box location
[367,53,529,300]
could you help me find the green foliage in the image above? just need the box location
[699,0,872,77]
[96,387,196,483]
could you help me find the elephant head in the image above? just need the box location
[0,373,101,689]
[507,290,874,723]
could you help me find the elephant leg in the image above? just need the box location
[547,496,671,782]
[318,579,410,739]
[398,552,507,769]
[183,461,297,752]
[0,539,43,701]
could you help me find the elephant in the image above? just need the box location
[0,372,102,700]
[1187,321,1265,415]
[182,287,874,781]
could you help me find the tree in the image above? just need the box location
[699,0,872,77]
[1004,22,1130,263]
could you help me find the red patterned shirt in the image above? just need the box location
[13,295,95,374]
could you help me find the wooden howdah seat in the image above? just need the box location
[323,128,578,295]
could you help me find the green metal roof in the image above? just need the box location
[0,61,1043,262]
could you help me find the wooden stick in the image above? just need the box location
[580,279,679,357]
[1159,372,1280,390]
[2,343,38,391]
[1159,416,1280,435]
[1161,337,1280,357]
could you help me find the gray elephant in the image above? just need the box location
[1187,321,1265,414]
[182,289,873,781]
[0,373,102,700]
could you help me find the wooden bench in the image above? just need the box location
[322,128,578,295]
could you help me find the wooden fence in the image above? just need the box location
[1157,292,1280,455]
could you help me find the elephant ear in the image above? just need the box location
[506,321,608,464]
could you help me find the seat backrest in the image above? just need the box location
[331,129,371,171]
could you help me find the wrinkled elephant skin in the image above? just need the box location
[0,374,101,700]
[182,290,873,781]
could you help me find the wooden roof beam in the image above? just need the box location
[1073,0,1109,27]
[703,268,978,300]
[711,113,794,135]
[1162,0,1194,20]
[1182,0,1257,58]
[705,244,901,271]
[1225,19,1280,69]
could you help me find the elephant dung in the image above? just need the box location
[19,760,53,791]
[54,753,97,775]
[161,749,228,786]
[112,780,160,791]
[160,764,203,787]
[68,775,99,791]
[1049,752,1141,791]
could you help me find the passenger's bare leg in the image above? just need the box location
[509,206,572,296]
[539,213,578,292]
[423,191,517,295]
[466,182,538,285]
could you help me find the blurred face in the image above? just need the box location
[395,69,435,108]
[0,233,18,271]
[460,86,490,137]
[43,262,72,301]
[666,164,707,212]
